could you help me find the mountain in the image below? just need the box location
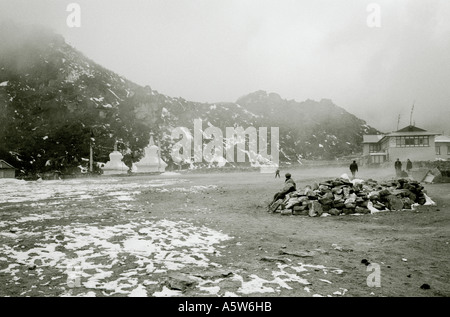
[0,23,380,176]
[235,91,380,162]
[0,23,160,174]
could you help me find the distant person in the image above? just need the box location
[395,158,402,177]
[406,159,413,173]
[349,160,358,179]
[275,169,280,178]
[268,173,296,212]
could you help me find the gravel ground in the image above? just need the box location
[0,166,449,297]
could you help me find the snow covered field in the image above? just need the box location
[0,176,348,297]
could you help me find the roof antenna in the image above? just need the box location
[410,101,415,126]
[397,114,401,130]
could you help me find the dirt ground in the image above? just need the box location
[0,166,449,297]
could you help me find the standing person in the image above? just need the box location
[275,168,280,178]
[395,158,402,177]
[349,160,358,179]
[406,159,412,173]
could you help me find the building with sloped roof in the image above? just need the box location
[0,160,16,178]
[362,125,442,164]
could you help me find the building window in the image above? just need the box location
[369,144,381,153]
[436,146,441,155]
[396,136,429,147]
[371,155,385,163]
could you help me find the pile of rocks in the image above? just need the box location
[273,176,435,217]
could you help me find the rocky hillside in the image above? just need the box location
[236,91,379,162]
[0,23,380,175]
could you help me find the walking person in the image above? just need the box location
[349,160,358,179]
[406,159,412,173]
[395,158,402,177]
[275,168,280,178]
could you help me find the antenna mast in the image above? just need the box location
[397,114,401,130]
[410,101,415,126]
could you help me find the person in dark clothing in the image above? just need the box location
[283,173,296,189]
[349,160,358,179]
[275,169,280,178]
[268,173,296,212]
[406,159,412,173]
[395,158,402,176]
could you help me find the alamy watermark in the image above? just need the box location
[366,262,381,287]
[367,3,381,28]
[66,264,83,288]
[66,3,81,28]
[170,119,279,166]
[66,3,382,29]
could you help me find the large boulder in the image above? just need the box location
[385,195,404,211]
[355,206,370,214]
[318,197,333,206]
[328,208,341,216]
[309,201,323,217]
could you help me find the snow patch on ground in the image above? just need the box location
[0,176,347,297]
[0,177,187,204]
[0,219,231,297]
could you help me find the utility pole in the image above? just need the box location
[156,135,162,172]
[89,144,93,172]
[89,129,94,173]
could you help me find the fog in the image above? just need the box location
[1,0,449,134]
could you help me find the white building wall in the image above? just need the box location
[435,142,450,160]
[387,137,436,162]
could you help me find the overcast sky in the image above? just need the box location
[1,0,450,134]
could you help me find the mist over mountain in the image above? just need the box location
[236,91,380,162]
[0,24,380,175]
